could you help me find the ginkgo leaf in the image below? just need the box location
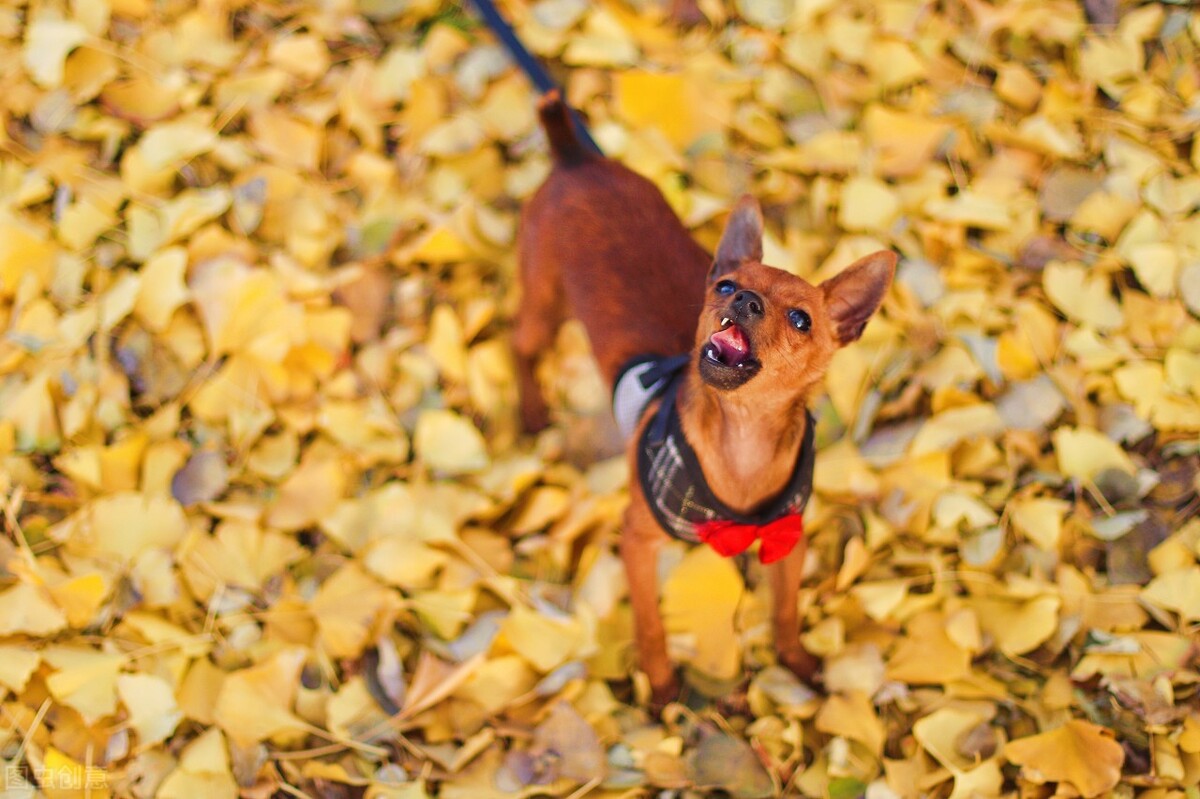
[43,647,124,724]
[414,410,490,475]
[213,648,308,745]
[23,18,88,89]
[661,546,743,681]
[1004,720,1125,797]
[310,563,396,658]
[0,583,68,636]
[1141,567,1200,622]
[117,673,183,748]
[0,646,41,692]
[1053,427,1136,481]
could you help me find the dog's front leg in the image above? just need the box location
[620,495,679,708]
[770,537,819,682]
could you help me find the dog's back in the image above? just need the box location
[518,96,710,386]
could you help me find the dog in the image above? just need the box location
[473,0,896,707]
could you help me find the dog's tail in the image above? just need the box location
[468,0,603,159]
[537,90,597,165]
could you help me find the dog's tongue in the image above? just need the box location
[710,324,750,365]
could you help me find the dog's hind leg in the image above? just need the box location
[512,237,565,433]
[621,482,680,709]
[770,538,819,682]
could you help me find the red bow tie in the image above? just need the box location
[694,513,804,564]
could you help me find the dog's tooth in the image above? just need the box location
[720,317,731,328]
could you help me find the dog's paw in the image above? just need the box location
[647,675,681,715]
[667,0,706,27]
[779,648,820,685]
[519,400,551,435]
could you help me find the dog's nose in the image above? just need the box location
[732,290,764,318]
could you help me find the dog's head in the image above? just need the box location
[694,196,896,398]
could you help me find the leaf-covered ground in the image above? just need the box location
[1,0,1199,797]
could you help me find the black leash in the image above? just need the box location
[467,0,604,157]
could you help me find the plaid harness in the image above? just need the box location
[613,355,816,563]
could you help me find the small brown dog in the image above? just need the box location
[515,95,895,706]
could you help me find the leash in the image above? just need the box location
[467,0,604,157]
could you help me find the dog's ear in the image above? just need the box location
[821,251,897,345]
[710,195,763,281]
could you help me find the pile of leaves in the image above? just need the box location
[1,0,1198,796]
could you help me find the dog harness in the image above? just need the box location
[612,355,816,564]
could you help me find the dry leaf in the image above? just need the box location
[1004,720,1125,797]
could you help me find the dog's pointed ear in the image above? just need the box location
[821,251,897,345]
[710,195,763,281]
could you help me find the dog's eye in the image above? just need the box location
[715,280,737,296]
[788,309,811,332]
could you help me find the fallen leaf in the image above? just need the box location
[1004,720,1125,797]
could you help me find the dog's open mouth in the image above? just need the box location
[704,317,760,370]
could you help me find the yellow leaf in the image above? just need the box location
[454,655,537,714]
[188,257,293,356]
[400,651,486,720]
[81,492,188,562]
[44,647,124,723]
[135,115,220,171]
[1043,262,1123,331]
[0,583,68,636]
[134,246,190,332]
[851,580,909,622]
[178,657,226,725]
[995,64,1042,110]
[425,304,467,382]
[414,410,489,475]
[1053,426,1136,481]
[214,648,308,746]
[948,760,1004,799]
[267,33,330,80]
[661,546,743,681]
[562,8,639,67]
[1004,720,1124,797]
[249,109,322,171]
[813,439,880,499]
[412,588,477,640]
[157,728,238,799]
[265,447,347,531]
[913,706,993,772]
[864,40,925,90]
[47,572,108,628]
[325,676,393,744]
[39,747,112,799]
[0,645,41,692]
[815,691,885,754]
[3,371,62,451]
[886,612,972,684]
[910,404,1004,457]
[311,564,395,658]
[23,17,88,89]
[1127,242,1179,298]
[364,538,448,589]
[498,605,584,673]
[1008,497,1070,551]
[925,191,1010,230]
[839,176,900,233]
[1141,567,1200,622]
[823,644,885,696]
[614,71,726,149]
[971,593,1061,656]
[117,673,183,747]
[862,105,951,177]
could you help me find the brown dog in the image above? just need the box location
[515,95,896,706]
